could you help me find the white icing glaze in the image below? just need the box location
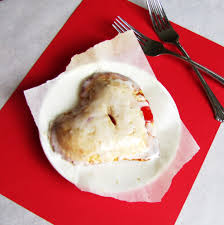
[50,73,158,165]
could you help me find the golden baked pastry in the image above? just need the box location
[50,72,158,164]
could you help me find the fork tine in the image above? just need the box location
[114,21,126,33]
[112,21,146,45]
[154,0,166,28]
[150,0,162,30]
[114,19,129,32]
[112,24,122,33]
[115,18,146,44]
[117,16,149,42]
[157,0,170,27]
[146,0,159,31]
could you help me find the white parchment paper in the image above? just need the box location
[24,31,199,202]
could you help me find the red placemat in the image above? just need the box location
[0,0,223,224]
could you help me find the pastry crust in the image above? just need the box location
[50,72,158,164]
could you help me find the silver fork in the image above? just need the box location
[113,17,224,85]
[113,16,224,122]
[147,0,224,122]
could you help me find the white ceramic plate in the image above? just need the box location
[38,62,181,194]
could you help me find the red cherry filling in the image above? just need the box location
[141,105,153,123]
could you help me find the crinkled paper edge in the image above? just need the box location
[24,31,200,202]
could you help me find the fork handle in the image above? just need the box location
[173,41,224,121]
[165,48,224,86]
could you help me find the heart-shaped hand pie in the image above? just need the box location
[50,72,159,165]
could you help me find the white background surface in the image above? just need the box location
[0,0,223,224]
